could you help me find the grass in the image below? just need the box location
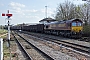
[0,29,9,59]
[3,42,10,57]
[0,29,7,34]
[3,38,17,60]
[0,29,7,38]
[2,29,16,59]
[0,29,9,57]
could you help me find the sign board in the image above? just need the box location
[6,14,12,16]
[2,10,13,18]
[2,13,5,16]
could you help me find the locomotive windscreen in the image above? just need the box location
[72,21,82,26]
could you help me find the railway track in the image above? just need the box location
[78,37,90,42]
[42,37,90,55]
[12,32,54,60]
[19,31,90,56]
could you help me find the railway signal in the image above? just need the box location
[2,13,5,16]
[2,10,12,60]
[2,10,12,47]
[2,10,12,18]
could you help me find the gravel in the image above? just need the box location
[16,43,27,60]
[22,34,78,60]
[62,39,90,47]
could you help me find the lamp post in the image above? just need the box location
[45,6,47,18]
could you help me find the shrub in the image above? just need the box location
[83,25,90,36]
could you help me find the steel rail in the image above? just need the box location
[15,32,54,60]
[12,32,32,60]
[19,31,90,56]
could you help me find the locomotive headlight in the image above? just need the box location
[72,29,75,31]
[74,32,76,34]
[80,30,82,31]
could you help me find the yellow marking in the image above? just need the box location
[72,26,83,32]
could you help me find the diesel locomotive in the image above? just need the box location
[11,18,83,38]
[44,19,83,38]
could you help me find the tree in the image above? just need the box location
[55,1,76,20]
[0,25,4,29]
[55,1,85,21]
[80,3,90,25]
[55,1,90,25]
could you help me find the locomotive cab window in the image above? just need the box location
[77,22,82,26]
[72,22,76,26]
[72,22,82,26]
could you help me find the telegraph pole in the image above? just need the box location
[45,6,47,18]
[2,10,12,60]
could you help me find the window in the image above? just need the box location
[72,22,76,26]
[72,22,82,26]
[77,22,82,26]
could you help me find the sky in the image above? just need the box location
[0,0,86,25]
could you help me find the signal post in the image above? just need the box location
[2,10,12,60]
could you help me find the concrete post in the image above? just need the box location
[0,38,3,60]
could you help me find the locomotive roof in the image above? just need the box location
[39,18,56,22]
[66,19,82,23]
[45,18,82,25]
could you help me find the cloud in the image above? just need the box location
[39,8,55,17]
[25,15,40,19]
[0,3,4,6]
[9,2,55,17]
[9,2,25,8]
[9,2,25,13]
[8,2,55,24]
[24,9,38,13]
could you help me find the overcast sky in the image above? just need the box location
[0,0,85,25]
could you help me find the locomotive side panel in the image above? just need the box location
[44,21,71,31]
[48,23,71,30]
